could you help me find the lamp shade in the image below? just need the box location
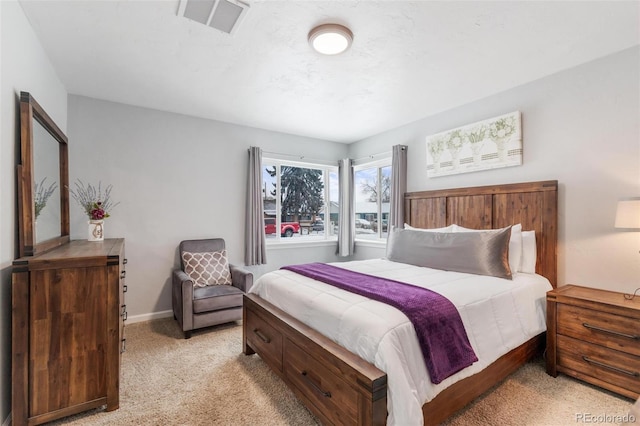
[614,198,640,229]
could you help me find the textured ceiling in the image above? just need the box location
[19,1,640,143]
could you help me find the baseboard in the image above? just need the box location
[2,412,11,426]
[127,310,173,324]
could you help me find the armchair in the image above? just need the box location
[172,238,253,339]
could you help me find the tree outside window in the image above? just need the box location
[262,161,338,240]
[355,164,391,240]
[268,166,323,222]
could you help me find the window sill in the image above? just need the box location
[266,239,338,250]
[355,239,387,248]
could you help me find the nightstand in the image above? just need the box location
[546,284,640,399]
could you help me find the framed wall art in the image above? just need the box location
[426,111,522,178]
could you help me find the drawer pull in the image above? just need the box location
[582,323,639,340]
[253,329,270,343]
[121,270,126,279]
[121,304,127,321]
[121,338,127,353]
[582,356,640,378]
[301,371,332,398]
[123,258,128,265]
[123,284,128,293]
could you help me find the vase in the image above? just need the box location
[470,142,484,165]
[491,139,506,162]
[449,149,461,169]
[88,220,104,241]
[432,152,442,172]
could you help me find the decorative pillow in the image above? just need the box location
[520,231,537,274]
[404,223,456,232]
[455,223,522,274]
[182,250,232,287]
[386,226,512,279]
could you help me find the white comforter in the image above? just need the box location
[249,259,552,425]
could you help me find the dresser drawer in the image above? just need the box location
[557,304,640,356]
[245,307,283,372]
[557,335,640,395]
[285,339,358,425]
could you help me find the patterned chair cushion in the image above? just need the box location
[182,250,232,287]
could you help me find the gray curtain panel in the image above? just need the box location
[337,158,355,257]
[389,145,408,231]
[245,146,267,265]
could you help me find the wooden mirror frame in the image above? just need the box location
[17,91,70,257]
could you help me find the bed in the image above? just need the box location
[243,180,558,425]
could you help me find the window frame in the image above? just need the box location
[354,158,392,242]
[262,157,339,245]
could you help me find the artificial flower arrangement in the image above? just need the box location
[489,115,517,141]
[34,177,58,219]
[69,179,119,221]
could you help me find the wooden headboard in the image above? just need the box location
[404,180,558,287]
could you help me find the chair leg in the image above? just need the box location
[184,330,192,339]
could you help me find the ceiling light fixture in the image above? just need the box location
[308,24,353,55]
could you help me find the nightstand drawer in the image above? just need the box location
[557,304,640,356]
[557,335,640,395]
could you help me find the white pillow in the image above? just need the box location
[520,230,537,274]
[404,223,456,232]
[455,224,522,275]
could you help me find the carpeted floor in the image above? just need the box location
[51,318,634,425]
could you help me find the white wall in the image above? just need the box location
[3,6,638,420]
[67,96,349,319]
[0,1,68,422]
[349,47,640,294]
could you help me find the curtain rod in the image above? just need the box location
[353,151,389,162]
[261,150,335,165]
[252,146,404,164]
[353,147,404,163]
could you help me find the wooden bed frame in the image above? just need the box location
[243,180,558,425]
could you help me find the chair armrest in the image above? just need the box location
[172,270,194,332]
[173,270,192,286]
[229,264,253,293]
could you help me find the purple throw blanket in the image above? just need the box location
[281,262,478,384]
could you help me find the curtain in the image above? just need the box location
[245,146,267,265]
[337,158,355,257]
[389,145,408,231]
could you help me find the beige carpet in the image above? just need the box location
[51,318,634,426]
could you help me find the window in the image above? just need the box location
[355,162,391,240]
[263,159,338,242]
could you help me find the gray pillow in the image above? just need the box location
[386,226,512,279]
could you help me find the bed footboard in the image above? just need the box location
[243,293,388,425]
[243,293,544,426]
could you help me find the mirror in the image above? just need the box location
[18,92,69,257]
[33,120,62,242]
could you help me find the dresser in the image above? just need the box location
[12,239,127,425]
[546,284,640,399]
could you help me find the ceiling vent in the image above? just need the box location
[177,0,249,35]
